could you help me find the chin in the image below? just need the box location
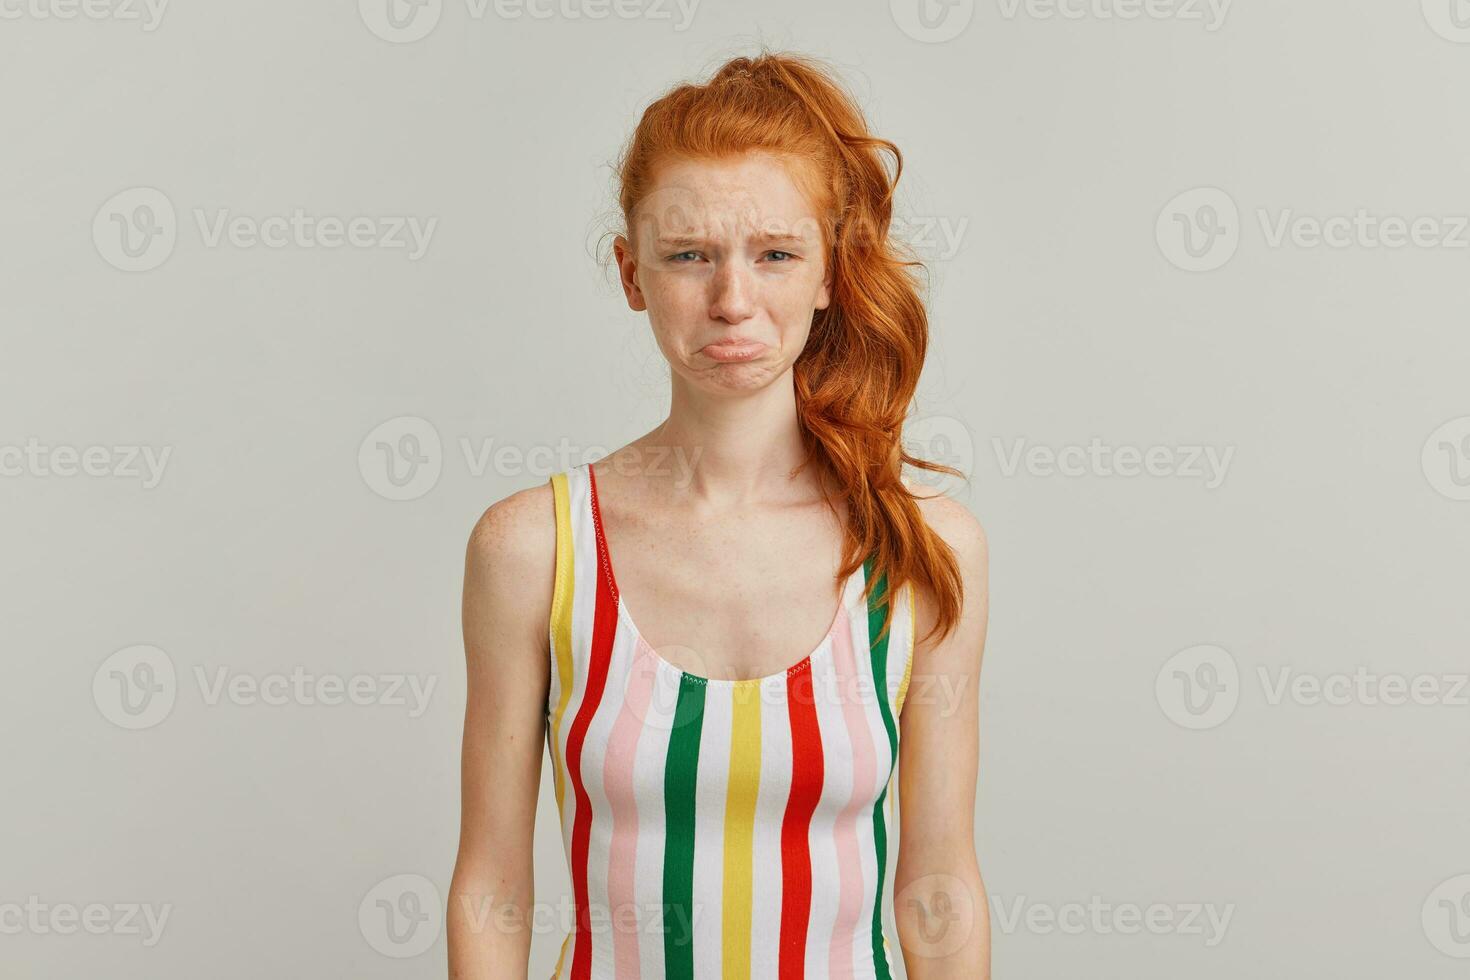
[687,358,786,394]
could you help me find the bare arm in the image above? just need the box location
[894,492,991,979]
[448,485,555,980]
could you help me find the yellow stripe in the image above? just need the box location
[548,472,576,824]
[721,680,762,978]
[895,582,916,715]
[552,931,570,978]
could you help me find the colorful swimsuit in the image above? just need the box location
[544,461,916,979]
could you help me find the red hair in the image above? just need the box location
[611,50,963,646]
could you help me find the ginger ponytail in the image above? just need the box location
[612,50,964,647]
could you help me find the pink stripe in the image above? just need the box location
[601,634,656,977]
[827,609,879,973]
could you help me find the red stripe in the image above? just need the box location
[779,665,824,979]
[566,464,619,979]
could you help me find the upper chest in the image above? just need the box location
[595,495,853,673]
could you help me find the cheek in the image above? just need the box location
[641,281,694,346]
[771,274,827,322]
[639,269,695,314]
[778,315,816,352]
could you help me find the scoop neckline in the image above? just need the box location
[586,460,866,687]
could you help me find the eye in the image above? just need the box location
[765,250,795,262]
[669,251,701,262]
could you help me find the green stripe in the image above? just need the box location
[663,672,706,979]
[865,555,898,979]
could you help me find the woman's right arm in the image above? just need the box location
[449,486,556,980]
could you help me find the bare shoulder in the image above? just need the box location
[903,477,987,565]
[901,477,989,657]
[464,480,557,651]
[467,480,555,569]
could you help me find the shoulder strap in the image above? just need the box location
[895,581,916,715]
[545,468,579,825]
[549,469,576,670]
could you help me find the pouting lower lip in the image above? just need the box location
[701,341,766,361]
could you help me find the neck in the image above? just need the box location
[634,368,816,505]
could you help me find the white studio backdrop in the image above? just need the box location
[2,1,1468,977]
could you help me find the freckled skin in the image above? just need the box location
[613,152,832,396]
[452,148,991,980]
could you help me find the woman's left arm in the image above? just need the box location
[893,493,991,979]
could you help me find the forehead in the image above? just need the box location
[635,152,824,243]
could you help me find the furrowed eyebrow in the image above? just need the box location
[654,232,812,249]
[755,232,810,247]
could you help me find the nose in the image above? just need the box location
[708,261,755,325]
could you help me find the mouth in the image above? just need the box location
[699,338,767,362]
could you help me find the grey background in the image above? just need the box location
[3,0,1468,976]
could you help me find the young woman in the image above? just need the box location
[449,52,990,979]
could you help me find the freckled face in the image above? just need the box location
[613,152,832,394]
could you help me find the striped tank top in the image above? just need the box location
[544,461,916,979]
